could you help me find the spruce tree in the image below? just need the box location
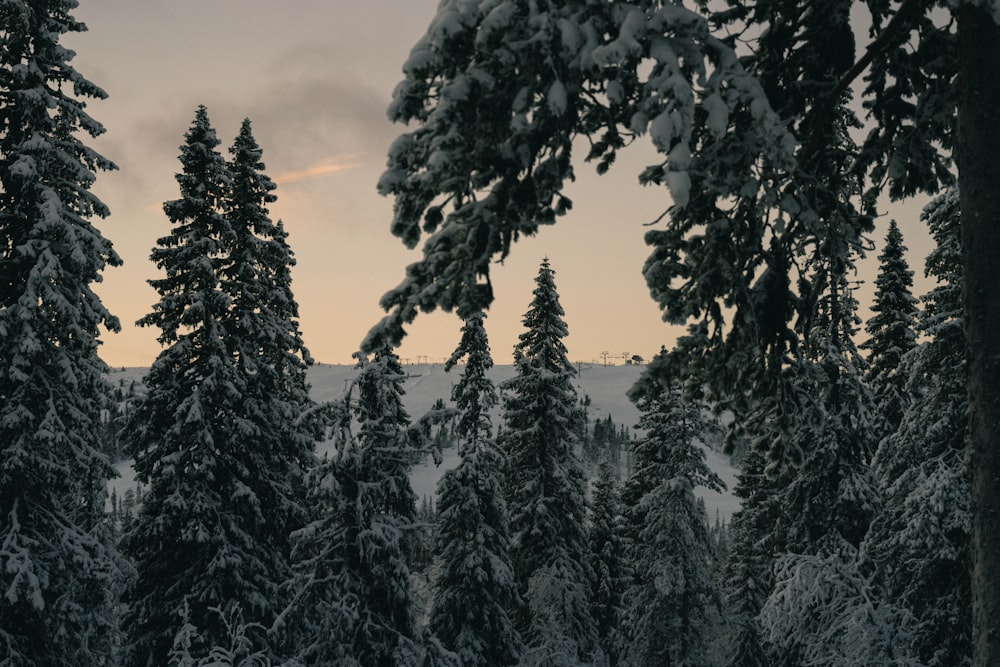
[285,347,422,666]
[761,262,882,666]
[224,120,318,515]
[0,2,128,662]
[621,377,724,667]
[587,461,627,666]
[121,105,239,664]
[722,449,778,667]
[860,220,919,448]
[122,107,316,664]
[501,258,597,664]
[429,312,523,667]
[220,117,318,656]
[863,188,971,667]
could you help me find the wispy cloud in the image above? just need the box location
[275,153,365,184]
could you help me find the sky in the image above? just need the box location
[66,0,936,368]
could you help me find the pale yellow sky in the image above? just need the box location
[66,1,935,368]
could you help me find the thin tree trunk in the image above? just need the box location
[957,5,1000,666]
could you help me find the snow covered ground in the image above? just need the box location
[108,362,740,521]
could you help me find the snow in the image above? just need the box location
[666,169,692,208]
[701,92,728,138]
[650,111,675,152]
[547,80,568,116]
[478,1,518,46]
[107,362,741,521]
[593,8,645,66]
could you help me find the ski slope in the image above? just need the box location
[108,362,740,521]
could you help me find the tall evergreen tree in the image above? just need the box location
[225,121,318,510]
[722,449,777,667]
[779,267,878,554]
[122,107,316,664]
[220,117,319,656]
[621,377,724,667]
[760,265,882,666]
[587,461,627,666]
[501,258,597,665]
[429,312,523,667]
[285,347,422,666]
[863,187,971,667]
[121,106,240,665]
[860,219,919,448]
[0,2,128,662]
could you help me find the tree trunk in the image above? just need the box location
[957,6,1000,666]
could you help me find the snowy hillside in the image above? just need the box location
[108,362,740,520]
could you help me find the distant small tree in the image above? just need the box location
[860,219,919,447]
[429,312,523,666]
[501,258,597,664]
[410,494,438,577]
[622,376,724,667]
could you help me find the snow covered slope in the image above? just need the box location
[108,362,740,520]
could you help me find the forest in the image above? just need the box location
[0,1,997,666]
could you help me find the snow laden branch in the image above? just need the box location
[760,536,919,666]
[365,0,795,352]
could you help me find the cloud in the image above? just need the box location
[274,153,366,185]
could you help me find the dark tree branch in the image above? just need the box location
[797,0,927,167]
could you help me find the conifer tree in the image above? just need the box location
[429,312,523,666]
[860,220,919,447]
[621,377,724,667]
[285,347,422,666]
[221,119,319,656]
[501,258,597,664]
[220,117,318,656]
[121,106,240,665]
[224,118,314,386]
[0,2,129,662]
[587,461,627,666]
[863,188,971,667]
[760,262,882,666]
[122,107,316,664]
[722,449,778,667]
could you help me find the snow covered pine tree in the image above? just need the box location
[622,375,724,666]
[863,188,972,666]
[285,347,425,666]
[860,220,919,448]
[429,312,523,666]
[587,461,627,666]
[121,107,316,665]
[500,259,597,665]
[0,1,129,662]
